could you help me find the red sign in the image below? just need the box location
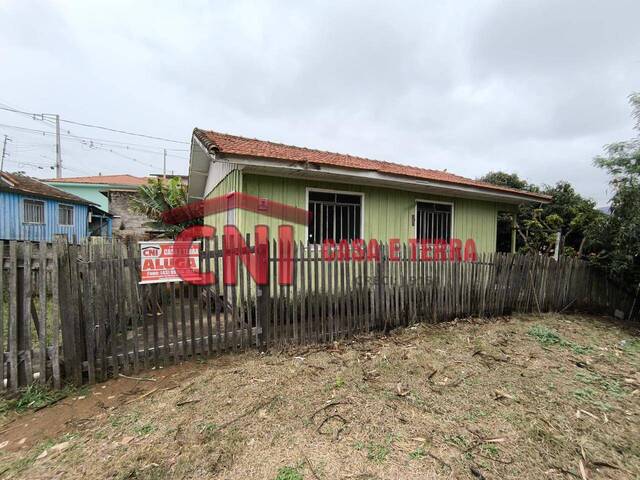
[139,240,201,284]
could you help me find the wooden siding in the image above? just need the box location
[203,168,243,232]
[0,191,88,242]
[231,173,503,252]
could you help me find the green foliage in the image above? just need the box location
[527,325,592,354]
[130,177,201,238]
[591,92,640,285]
[0,383,83,416]
[274,466,303,480]
[409,447,426,460]
[481,173,603,256]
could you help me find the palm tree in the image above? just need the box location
[130,177,201,238]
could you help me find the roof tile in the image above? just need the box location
[194,129,550,201]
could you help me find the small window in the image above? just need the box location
[59,204,74,226]
[308,190,362,244]
[416,201,452,242]
[23,199,45,224]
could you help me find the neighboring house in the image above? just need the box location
[46,174,150,239]
[188,130,550,253]
[0,172,112,242]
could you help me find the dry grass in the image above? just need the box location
[1,313,639,479]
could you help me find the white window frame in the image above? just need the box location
[414,199,455,241]
[305,187,365,245]
[58,203,75,227]
[23,198,45,225]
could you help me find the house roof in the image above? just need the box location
[0,172,93,205]
[45,174,148,186]
[193,129,550,202]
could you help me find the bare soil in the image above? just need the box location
[0,313,639,480]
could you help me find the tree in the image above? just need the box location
[479,173,603,255]
[592,93,640,284]
[130,177,202,238]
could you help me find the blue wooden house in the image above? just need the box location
[0,172,112,242]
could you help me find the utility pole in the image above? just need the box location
[1,134,10,173]
[163,148,167,179]
[55,114,62,177]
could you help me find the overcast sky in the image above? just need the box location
[1,0,639,205]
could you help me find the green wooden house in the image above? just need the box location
[187,129,549,253]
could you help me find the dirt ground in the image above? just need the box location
[0,313,639,480]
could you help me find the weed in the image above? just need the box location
[528,325,564,346]
[601,380,626,398]
[334,376,346,389]
[355,437,392,463]
[575,371,601,384]
[573,387,596,401]
[445,434,468,449]
[366,443,390,463]
[274,466,303,480]
[528,325,592,354]
[482,443,500,457]
[134,423,156,436]
[409,447,426,460]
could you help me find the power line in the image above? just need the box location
[0,104,189,144]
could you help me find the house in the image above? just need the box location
[46,174,150,239]
[187,130,550,253]
[0,172,112,242]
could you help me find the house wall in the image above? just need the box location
[0,191,88,242]
[45,183,110,210]
[204,171,506,253]
[203,168,243,234]
[108,190,149,239]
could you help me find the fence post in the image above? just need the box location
[256,239,270,351]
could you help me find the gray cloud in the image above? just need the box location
[0,0,638,204]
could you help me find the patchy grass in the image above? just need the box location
[0,383,86,417]
[1,313,639,479]
[274,465,304,480]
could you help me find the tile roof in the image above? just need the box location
[194,129,550,202]
[0,172,93,205]
[45,174,148,186]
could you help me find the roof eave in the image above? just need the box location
[216,153,551,205]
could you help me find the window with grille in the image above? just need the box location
[416,201,452,242]
[308,190,362,244]
[59,204,74,226]
[23,199,45,224]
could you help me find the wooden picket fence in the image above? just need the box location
[1,236,638,392]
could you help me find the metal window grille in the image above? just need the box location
[59,204,74,226]
[308,191,361,244]
[24,199,45,224]
[416,201,452,242]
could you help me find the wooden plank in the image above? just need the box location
[0,240,4,391]
[237,237,247,350]
[292,242,298,344]
[161,283,170,366]
[126,242,140,373]
[170,282,178,363]
[38,241,47,385]
[49,239,61,389]
[188,282,197,357]
[319,242,326,343]
[80,252,96,384]
[22,241,33,384]
[310,244,318,342]
[8,241,18,391]
[299,241,306,345]
[94,242,105,378]
[213,236,222,354]
[117,244,130,374]
[205,237,214,355]
[244,234,253,348]
[222,238,230,352]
